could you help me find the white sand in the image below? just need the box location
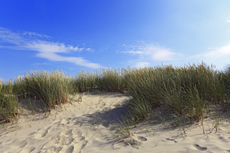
[1,91,230,153]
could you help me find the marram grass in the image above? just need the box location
[0,63,230,130]
[13,70,76,112]
[0,79,18,122]
[124,63,225,125]
[74,67,126,93]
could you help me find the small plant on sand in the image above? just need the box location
[114,115,134,145]
[77,94,83,102]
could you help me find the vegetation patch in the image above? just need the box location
[0,62,230,138]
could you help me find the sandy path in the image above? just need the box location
[1,91,230,153]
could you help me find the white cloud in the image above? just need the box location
[0,27,102,69]
[121,42,180,67]
[22,31,50,38]
[123,51,145,55]
[203,44,230,58]
[122,43,177,61]
[0,27,23,45]
[24,40,83,53]
[85,48,94,52]
[222,14,230,23]
[189,43,230,60]
[152,48,175,61]
[188,43,230,70]
[133,62,150,68]
[37,52,101,68]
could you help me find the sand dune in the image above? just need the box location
[1,91,230,153]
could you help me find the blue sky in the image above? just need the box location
[1,0,230,80]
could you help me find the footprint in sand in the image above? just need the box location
[112,136,147,150]
[70,139,88,153]
[40,145,62,153]
[10,139,28,148]
[33,127,50,139]
[42,129,75,146]
[40,138,60,150]
[218,136,229,142]
[113,142,127,150]
[59,145,74,153]
[58,129,73,137]
[58,119,69,126]
[19,140,28,148]
[193,144,207,151]
[137,136,147,141]
[4,139,28,153]
[58,140,88,153]
[59,133,76,145]
[18,146,35,153]
[162,138,178,143]
[81,140,88,150]
[41,129,88,153]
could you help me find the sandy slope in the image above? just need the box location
[1,91,230,153]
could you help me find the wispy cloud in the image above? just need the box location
[24,40,83,53]
[203,44,230,59]
[0,27,102,69]
[121,42,181,67]
[123,51,145,55]
[0,27,24,45]
[22,31,50,38]
[188,43,230,70]
[37,52,101,68]
[122,43,178,61]
[188,43,230,60]
[222,14,230,23]
[32,62,50,66]
[133,62,150,68]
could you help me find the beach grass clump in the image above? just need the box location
[0,79,14,94]
[0,79,18,122]
[12,76,26,95]
[220,66,230,111]
[15,70,75,112]
[124,63,225,125]
[99,67,126,93]
[74,67,126,93]
[222,66,230,98]
[74,70,98,93]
